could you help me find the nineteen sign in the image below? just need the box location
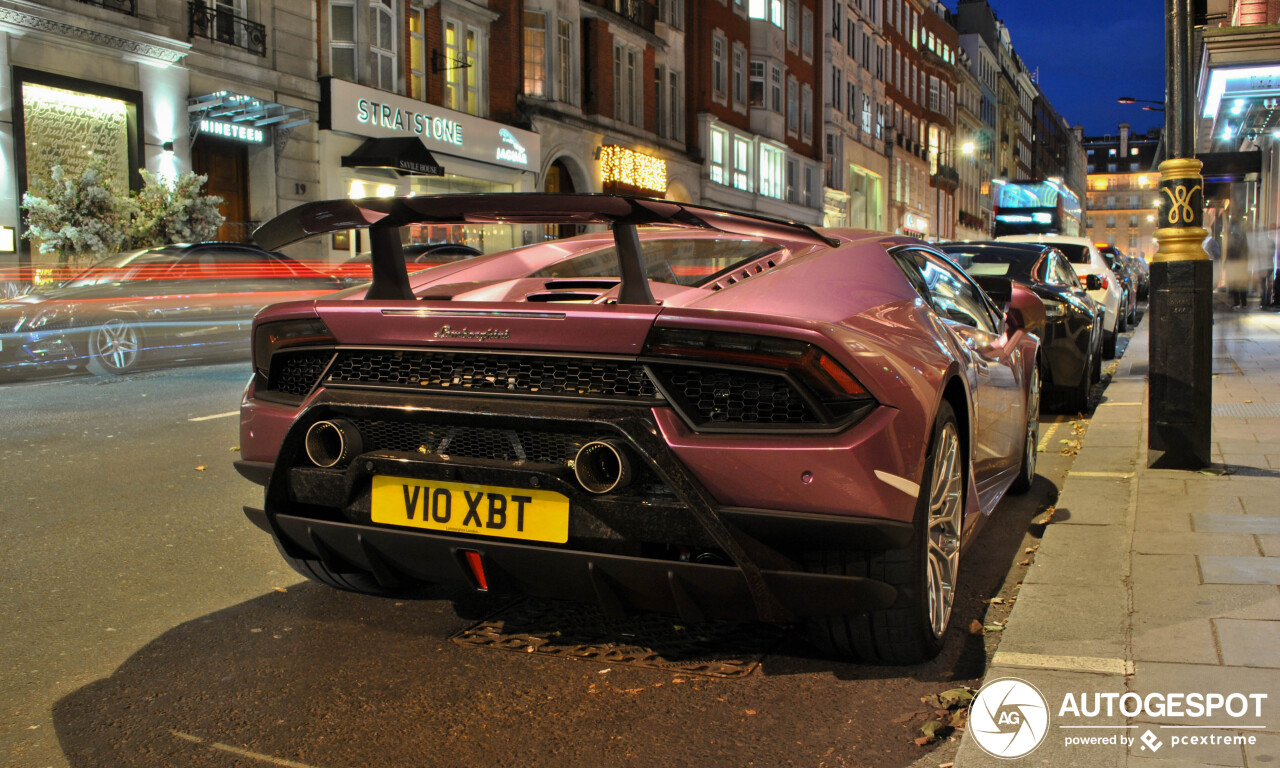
[200,119,265,143]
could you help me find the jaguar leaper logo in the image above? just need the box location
[496,129,528,165]
[433,325,510,341]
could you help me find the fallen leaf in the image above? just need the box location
[920,720,945,741]
[968,619,984,635]
[987,597,1006,605]
[892,710,923,724]
[1025,546,1038,554]
[229,446,240,451]
[598,668,611,674]
[983,623,1006,632]
[913,736,932,747]
[936,688,975,708]
[745,710,756,716]
[273,587,287,593]
[624,688,645,694]
[195,465,206,471]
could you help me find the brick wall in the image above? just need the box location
[488,0,522,123]
[582,18,614,118]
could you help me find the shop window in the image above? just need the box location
[709,126,729,184]
[760,144,785,199]
[330,1,357,81]
[370,0,396,91]
[523,11,547,97]
[733,136,751,191]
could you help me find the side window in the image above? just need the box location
[892,248,998,334]
[1054,257,1080,288]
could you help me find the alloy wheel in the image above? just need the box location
[1024,366,1041,478]
[926,421,963,639]
[92,319,140,373]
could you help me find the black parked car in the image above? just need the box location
[0,242,343,376]
[939,242,1104,413]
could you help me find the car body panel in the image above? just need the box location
[238,194,1039,625]
[997,234,1121,335]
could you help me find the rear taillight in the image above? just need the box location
[253,317,335,378]
[643,327,873,408]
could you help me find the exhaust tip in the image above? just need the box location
[305,419,362,468]
[573,439,633,494]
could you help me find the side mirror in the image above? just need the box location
[1006,282,1046,338]
[1085,274,1103,291]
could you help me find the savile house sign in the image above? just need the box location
[322,77,539,173]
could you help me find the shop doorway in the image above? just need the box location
[192,138,250,242]
[544,158,580,240]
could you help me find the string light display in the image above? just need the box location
[599,145,667,194]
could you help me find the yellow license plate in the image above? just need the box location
[370,475,570,544]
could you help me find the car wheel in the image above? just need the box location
[88,319,141,374]
[1092,340,1103,383]
[1061,349,1092,415]
[1010,362,1040,494]
[804,401,962,664]
[1117,300,1128,333]
[1102,328,1117,359]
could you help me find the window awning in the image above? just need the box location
[1197,150,1262,183]
[188,91,311,131]
[341,137,445,176]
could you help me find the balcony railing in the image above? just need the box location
[584,0,656,33]
[931,164,960,190]
[189,2,267,57]
[78,0,136,14]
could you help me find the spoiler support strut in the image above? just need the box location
[613,221,656,306]
[366,226,413,301]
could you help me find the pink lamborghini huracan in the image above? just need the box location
[237,195,1042,664]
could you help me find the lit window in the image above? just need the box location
[523,11,546,97]
[370,0,396,91]
[733,136,751,190]
[556,21,574,104]
[760,144,785,198]
[409,9,425,98]
[709,126,729,184]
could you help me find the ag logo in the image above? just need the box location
[969,677,1050,758]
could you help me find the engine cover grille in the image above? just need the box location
[649,365,819,425]
[326,349,660,401]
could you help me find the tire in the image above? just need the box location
[1102,328,1117,359]
[88,318,142,374]
[804,401,963,664]
[1060,348,1092,414]
[1117,298,1128,333]
[1010,362,1040,494]
[1092,337,1104,383]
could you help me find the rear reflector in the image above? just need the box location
[462,550,489,591]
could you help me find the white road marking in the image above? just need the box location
[170,730,325,768]
[873,470,920,498]
[1069,471,1134,479]
[188,411,239,422]
[992,651,1133,676]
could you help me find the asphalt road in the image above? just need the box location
[0,337,1128,768]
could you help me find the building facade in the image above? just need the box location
[2,0,322,278]
[821,0,888,231]
[1083,124,1162,262]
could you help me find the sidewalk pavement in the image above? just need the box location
[955,307,1280,768]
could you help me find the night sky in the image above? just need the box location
[948,0,1167,139]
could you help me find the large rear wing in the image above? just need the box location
[252,193,838,305]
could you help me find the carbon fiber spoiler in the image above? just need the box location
[252,193,839,304]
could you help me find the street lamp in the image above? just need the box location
[1118,96,1166,112]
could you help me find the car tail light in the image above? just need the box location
[643,327,873,412]
[253,317,335,378]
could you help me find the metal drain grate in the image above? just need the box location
[452,599,783,678]
[1213,402,1280,419]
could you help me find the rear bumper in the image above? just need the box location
[244,505,901,623]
